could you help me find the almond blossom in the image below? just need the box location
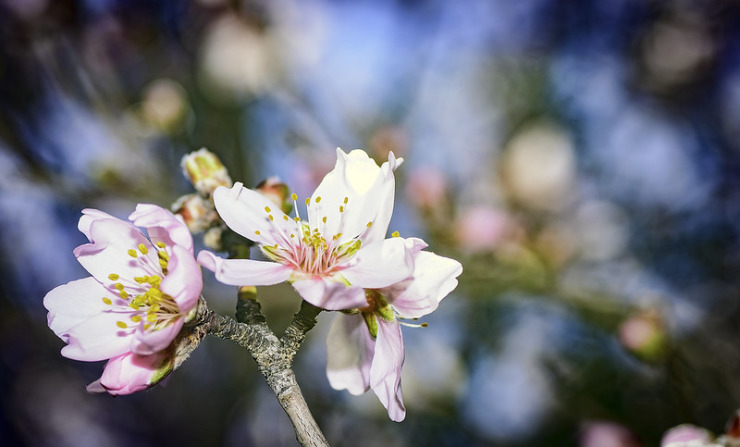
[44,204,202,395]
[197,148,413,311]
[326,237,462,421]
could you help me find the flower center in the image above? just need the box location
[259,195,372,277]
[101,241,182,332]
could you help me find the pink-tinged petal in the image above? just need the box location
[292,279,367,310]
[213,183,296,248]
[390,251,463,319]
[198,250,293,286]
[371,319,406,422]
[88,351,168,395]
[160,245,202,313]
[44,277,132,361]
[326,313,374,395]
[309,149,396,244]
[342,238,414,289]
[129,204,193,253]
[78,208,115,239]
[74,218,160,285]
[131,319,183,356]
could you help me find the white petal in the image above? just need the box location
[326,313,374,395]
[370,319,406,422]
[131,320,183,355]
[74,217,161,285]
[197,250,293,286]
[78,208,115,239]
[44,277,133,361]
[291,279,367,310]
[308,148,396,244]
[160,245,202,313]
[341,238,414,289]
[128,204,193,253]
[213,183,297,248]
[390,251,463,319]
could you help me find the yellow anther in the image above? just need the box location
[130,301,140,310]
[147,314,157,323]
[159,259,168,269]
[134,276,147,284]
[305,198,310,206]
[108,273,120,281]
[322,216,327,223]
[265,206,271,212]
[116,321,127,329]
[291,193,298,201]
[138,243,149,254]
[268,215,274,221]
[294,216,300,222]
[367,221,373,228]
[343,197,348,204]
[102,297,112,305]
[128,249,137,258]
[131,315,142,323]
[315,196,322,203]
[150,303,161,313]
[119,290,129,299]
[392,231,400,238]
[283,215,289,221]
[114,283,125,291]
[339,206,344,212]
[421,323,429,328]
[290,234,295,238]
[156,241,166,248]
[158,250,169,261]
[255,230,261,235]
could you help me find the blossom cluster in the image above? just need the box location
[44,148,462,421]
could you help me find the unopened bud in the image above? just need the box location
[181,148,232,196]
[618,310,667,361]
[172,194,218,233]
[203,227,224,251]
[255,176,293,215]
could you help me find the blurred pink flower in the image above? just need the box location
[198,148,414,311]
[405,166,448,210]
[580,421,641,447]
[455,205,511,253]
[326,237,462,421]
[661,424,714,446]
[44,205,202,395]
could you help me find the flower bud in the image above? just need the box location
[618,311,668,361]
[255,176,293,215]
[181,148,232,196]
[172,193,218,233]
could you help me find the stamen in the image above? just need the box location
[392,231,400,237]
[283,215,289,221]
[315,196,322,203]
[102,297,112,305]
[339,206,344,212]
[305,198,310,206]
[138,243,148,254]
[294,217,300,222]
[108,273,119,281]
[255,230,261,235]
[265,206,271,212]
[114,283,125,290]
[322,216,327,224]
[116,321,128,329]
[291,193,298,201]
[344,197,349,204]
[119,290,129,299]
[128,249,137,258]
[366,221,373,228]
[156,241,166,249]
[131,315,142,323]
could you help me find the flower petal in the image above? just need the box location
[213,183,296,248]
[370,319,406,422]
[389,251,463,319]
[341,238,414,289]
[129,204,193,253]
[74,217,160,285]
[160,245,202,313]
[197,250,293,286]
[308,149,398,244]
[89,351,168,395]
[44,277,133,361]
[78,208,115,239]
[326,313,374,395]
[131,319,183,356]
[363,151,403,245]
[291,279,367,310]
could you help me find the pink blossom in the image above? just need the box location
[198,148,413,311]
[326,237,462,421]
[44,204,202,395]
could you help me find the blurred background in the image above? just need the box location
[2,0,740,446]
